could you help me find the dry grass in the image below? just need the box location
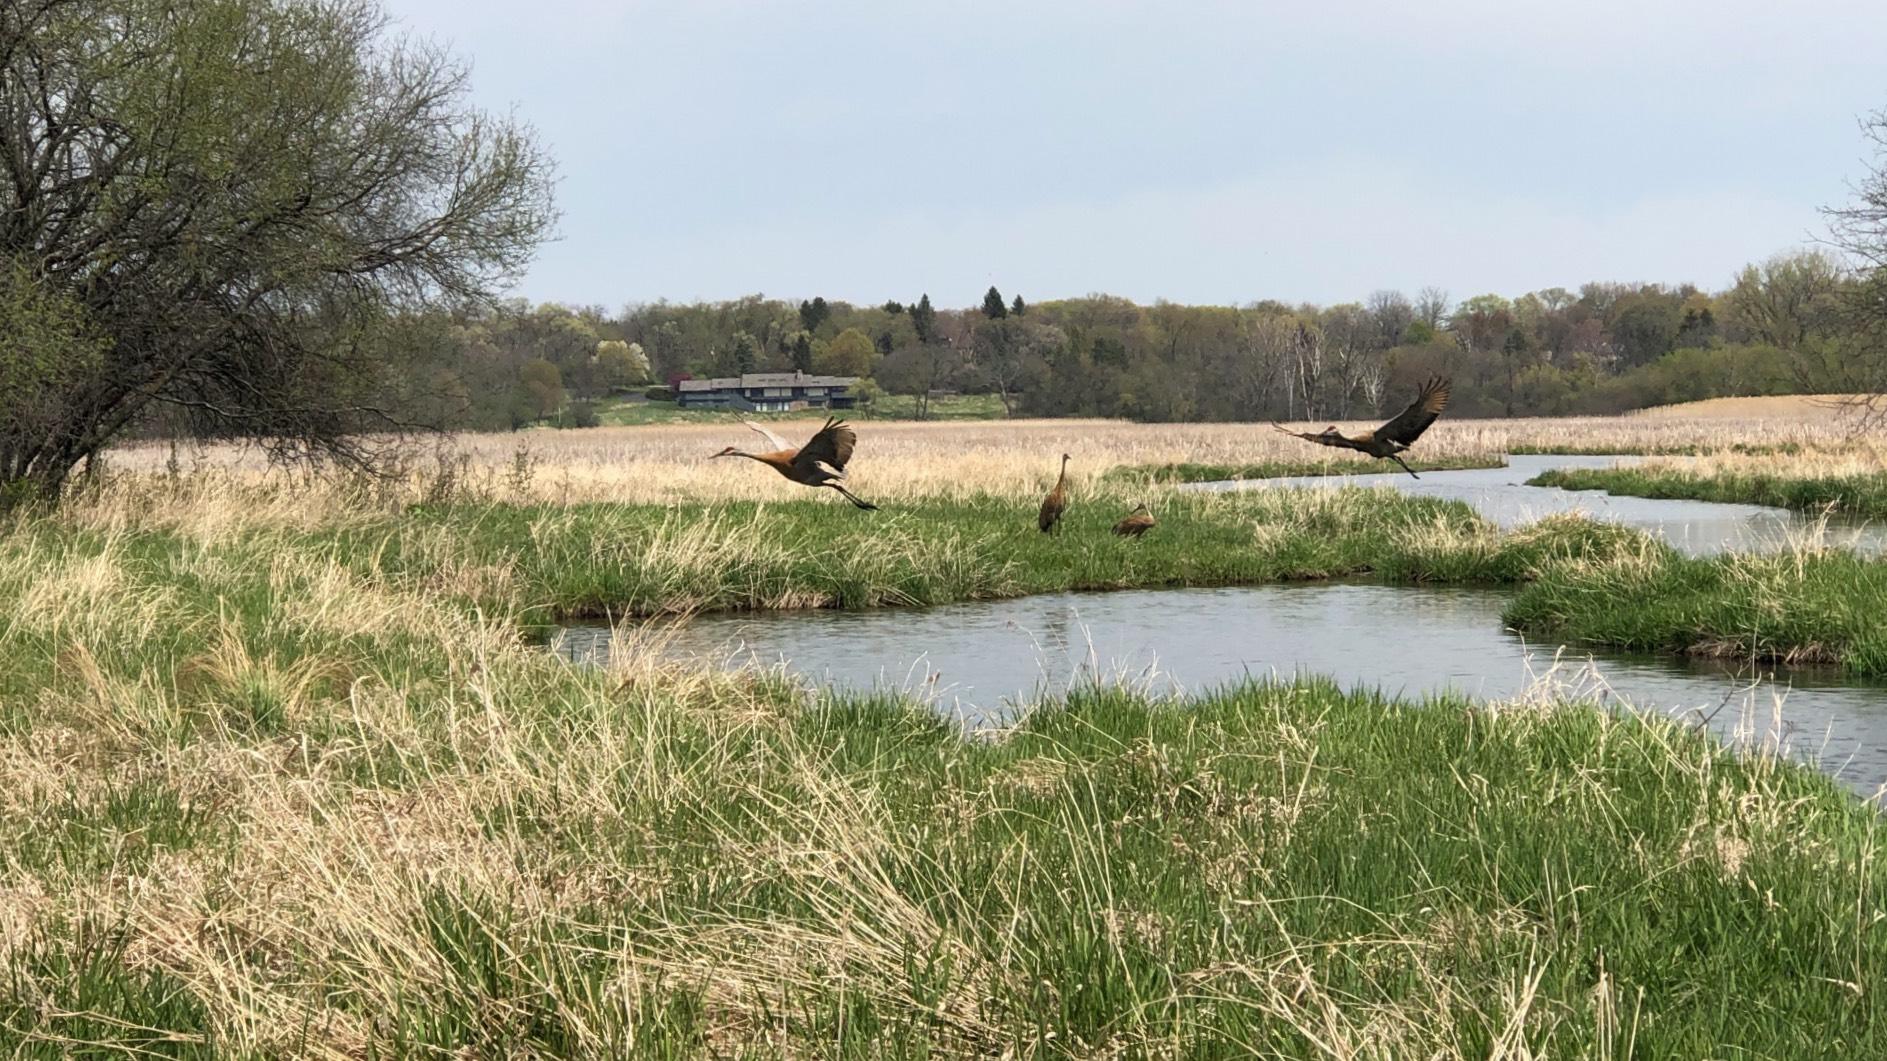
[2,407,1883,1055]
[99,406,1876,515]
[1631,394,1865,419]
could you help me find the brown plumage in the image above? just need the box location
[1113,504,1155,537]
[1038,453,1071,533]
[1272,377,1452,478]
[711,416,878,510]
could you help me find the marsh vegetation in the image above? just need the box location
[5,408,1887,1055]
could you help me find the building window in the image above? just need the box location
[763,387,790,397]
[805,387,825,396]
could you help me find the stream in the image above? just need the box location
[558,456,1887,795]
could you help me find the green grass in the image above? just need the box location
[1505,545,1887,675]
[345,487,1647,623]
[5,482,1887,1054]
[1530,465,1887,519]
[592,392,1005,427]
[1111,454,1505,484]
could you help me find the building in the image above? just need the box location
[674,371,860,412]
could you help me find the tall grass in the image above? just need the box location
[1532,464,1887,519]
[1,511,1881,1056]
[3,414,1885,1054]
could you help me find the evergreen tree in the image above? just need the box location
[910,294,937,343]
[882,300,905,315]
[791,332,814,373]
[733,332,759,374]
[982,286,1008,319]
[1011,294,1027,316]
[798,297,831,334]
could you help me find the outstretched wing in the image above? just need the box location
[740,418,791,452]
[1270,423,1350,449]
[792,417,858,475]
[1371,377,1451,447]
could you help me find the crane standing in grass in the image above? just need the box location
[711,417,878,510]
[1038,453,1071,533]
[1272,377,1453,478]
[1113,504,1156,537]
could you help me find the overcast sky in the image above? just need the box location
[382,0,1887,309]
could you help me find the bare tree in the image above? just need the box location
[1823,107,1887,423]
[1414,287,1452,331]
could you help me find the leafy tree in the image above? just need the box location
[519,359,564,421]
[973,318,1064,416]
[594,340,650,390]
[876,344,964,419]
[817,328,877,377]
[1723,251,1843,351]
[1608,291,1684,367]
[0,0,554,503]
[982,286,1008,319]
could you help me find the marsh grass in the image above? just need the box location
[4,410,1887,1055]
[1532,465,1887,519]
[1107,454,1505,484]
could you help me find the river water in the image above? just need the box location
[557,456,1887,795]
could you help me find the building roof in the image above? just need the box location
[676,371,859,392]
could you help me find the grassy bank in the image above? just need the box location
[1109,454,1504,484]
[1505,544,1887,674]
[1,504,1882,1055]
[1530,464,1887,519]
[333,486,1651,621]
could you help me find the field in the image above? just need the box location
[7,407,1887,1056]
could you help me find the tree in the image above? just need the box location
[876,343,964,419]
[909,294,938,342]
[519,359,564,421]
[594,340,650,391]
[0,0,555,503]
[972,318,1064,416]
[1607,291,1684,367]
[1011,294,1027,316]
[882,300,905,315]
[732,332,761,375]
[790,332,815,373]
[982,286,1008,319]
[1723,251,1843,351]
[817,328,877,377]
[798,297,831,334]
[1414,287,1452,330]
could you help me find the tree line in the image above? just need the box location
[399,248,1881,430]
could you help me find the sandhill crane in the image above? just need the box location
[711,417,878,510]
[1038,453,1070,533]
[1113,504,1155,537]
[1273,377,1452,478]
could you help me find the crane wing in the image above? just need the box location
[739,418,791,452]
[1371,377,1451,447]
[793,417,857,474]
[1270,423,1350,449]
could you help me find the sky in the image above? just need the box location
[381,0,1887,310]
